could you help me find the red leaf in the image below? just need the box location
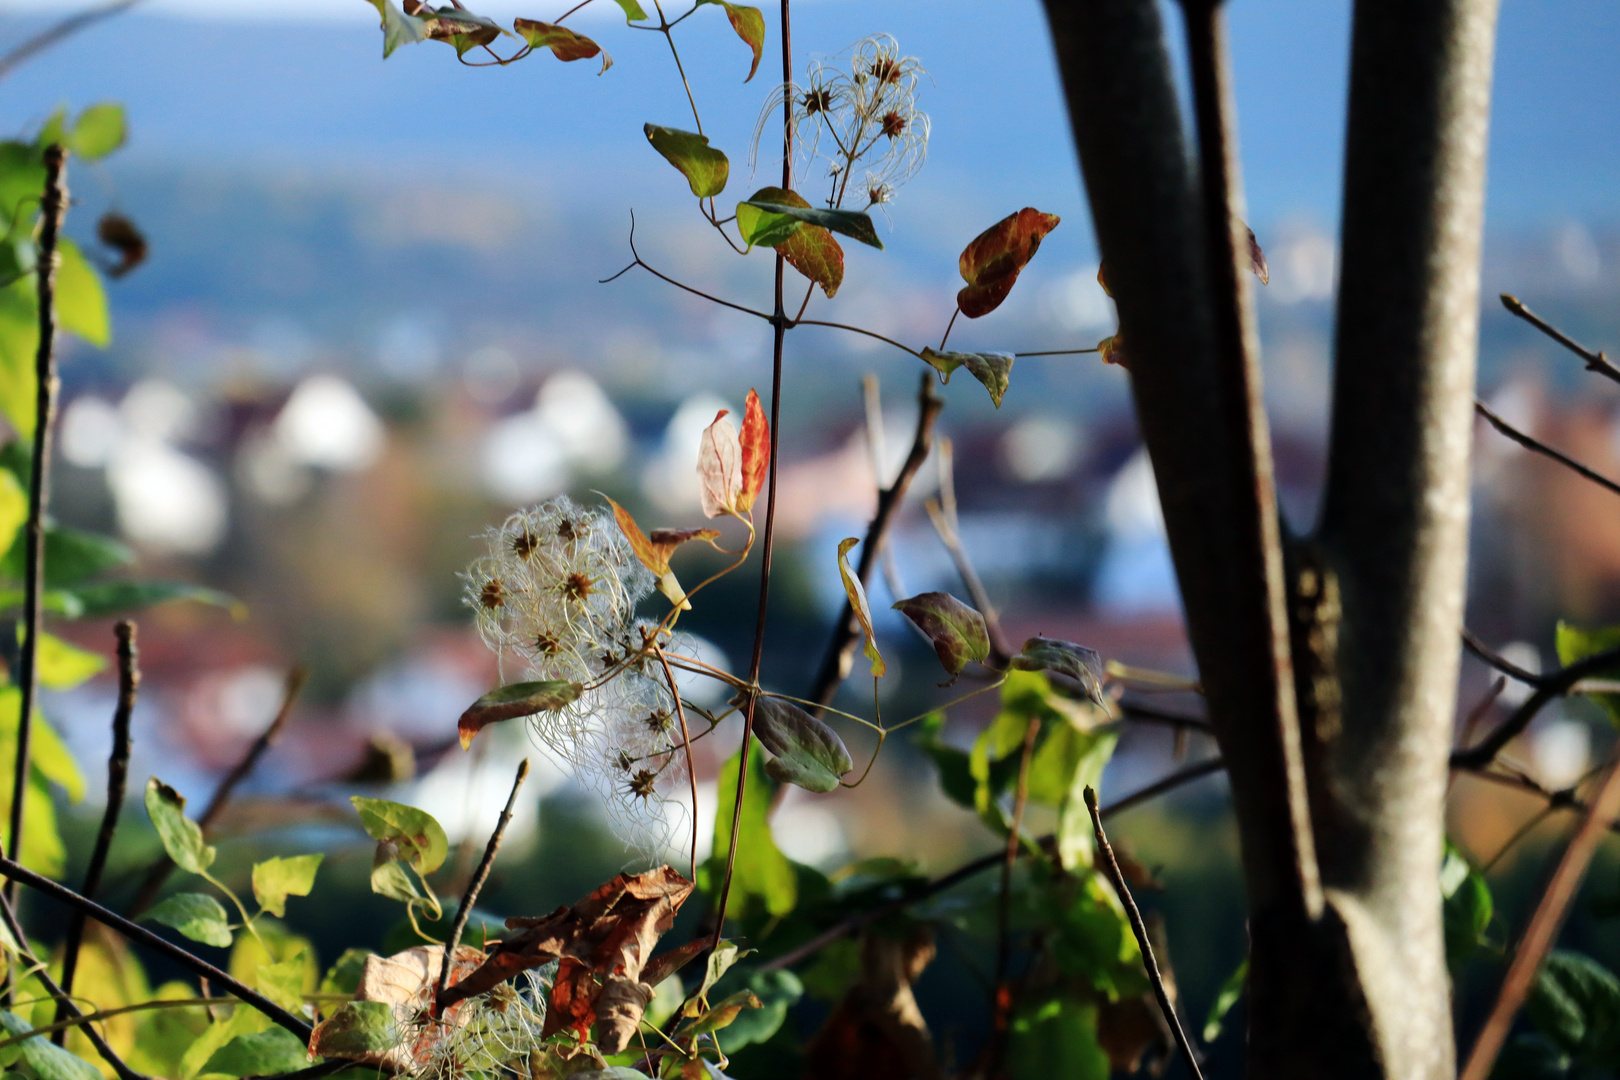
[543,957,598,1041]
[955,207,1061,319]
[738,389,769,513]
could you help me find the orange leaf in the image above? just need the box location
[737,388,769,513]
[780,219,844,297]
[836,537,885,677]
[607,496,719,610]
[544,958,598,1041]
[607,495,669,575]
[955,207,1061,319]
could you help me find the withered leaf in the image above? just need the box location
[457,680,583,749]
[737,388,770,514]
[752,696,853,793]
[1010,637,1108,708]
[892,592,990,676]
[919,347,1014,408]
[955,207,1061,319]
[1245,222,1269,285]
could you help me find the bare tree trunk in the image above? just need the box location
[1042,0,1498,1075]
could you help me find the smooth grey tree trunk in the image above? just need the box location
[1042,1,1498,1075]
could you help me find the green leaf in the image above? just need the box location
[0,524,136,589]
[1442,842,1494,969]
[739,199,882,250]
[919,347,1015,408]
[365,0,431,57]
[914,712,975,808]
[251,853,323,919]
[0,588,82,618]
[705,748,796,920]
[1528,951,1620,1061]
[66,579,241,619]
[456,679,582,749]
[697,0,764,81]
[0,282,38,439]
[55,239,109,348]
[309,1000,399,1059]
[201,1028,308,1077]
[893,591,991,675]
[735,195,803,251]
[611,0,648,20]
[644,125,729,198]
[67,104,125,161]
[319,948,372,997]
[1006,997,1109,1080]
[715,969,801,1052]
[1009,636,1108,707]
[29,629,104,691]
[0,1011,100,1080]
[1046,725,1118,871]
[351,796,448,874]
[835,537,885,677]
[1202,958,1248,1043]
[1556,621,1620,727]
[144,892,233,949]
[0,471,22,558]
[753,696,852,793]
[695,940,750,1005]
[144,778,215,875]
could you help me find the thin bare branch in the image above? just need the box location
[1476,398,1620,499]
[1500,293,1620,386]
[437,758,530,998]
[1455,634,1620,768]
[1085,786,1204,1080]
[924,438,1014,663]
[0,0,144,83]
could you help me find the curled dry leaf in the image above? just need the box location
[698,409,743,519]
[436,866,695,1054]
[457,679,584,749]
[955,207,1061,319]
[311,944,487,1069]
[1097,333,1126,368]
[892,592,990,676]
[836,538,885,677]
[919,347,1014,408]
[804,927,940,1080]
[1244,222,1269,285]
[752,695,854,793]
[1010,637,1109,709]
[738,388,770,513]
[605,495,720,611]
[96,213,146,278]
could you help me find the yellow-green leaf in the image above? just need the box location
[645,124,729,198]
[350,796,448,874]
[68,104,126,162]
[836,537,884,677]
[0,470,24,559]
[145,777,215,875]
[32,629,105,691]
[251,853,324,918]
[56,239,109,347]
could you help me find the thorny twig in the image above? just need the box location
[1085,787,1204,1080]
[1475,399,1620,500]
[437,758,530,998]
[1500,293,1620,387]
[808,372,943,709]
[127,666,306,918]
[56,620,139,1043]
[1459,750,1620,1080]
[0,855,314,1041]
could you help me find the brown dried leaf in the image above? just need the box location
[1245,222,1269,285]
[803,928,940,1080]
[955,207,1061,319]
[317,944,485,1070]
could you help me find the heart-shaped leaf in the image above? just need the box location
[920,348,1014,407]
[956,207,1061,318]
[735,187,844,295]
[836,538,885,677]
[456,679,583,749]
[753,696,853,793]
[698,0,764,81]
[145,778,215,875]
[366,0,431,57]
[203,1028,310,1077]
[144,892,233,949]
[514,18,605,64]
[251,853,323,919]
[1009,637,1107,707]
[350,797,449,875]
[738,200,882,250]
[645,125,729,198]
[893,592,990,675]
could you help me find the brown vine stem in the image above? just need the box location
[55,619,139,1043]
[712,0,793,949]
[0,888,153,1080]
[1455,632,1620,769]
[1475,398,1620,500]
[0,0,144,83]
[1460,750,1620,1080]
[757,757,1224,973]
[0,854,314,1041]
[1085,787,1204,1080]
[806,372,943,709]
[1500,293,1620,387]
[437,758,529,998]
[655,648,701,881]
[987,713,1041,1071]
[127,666,306,918]
[7,146,66,926]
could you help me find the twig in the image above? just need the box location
[655,649,701,881]
[0,855,314,1041]
[924,438,1013,662]
[1086,786,1204,1080]
[988,715,1041,1068]
[0,0,144,83]
[4,997,228,1050]
[1459,750,1620,1080]
[7,145,66,913]
[1454,633,1620,769]
[1500,293,1620,387]
[757,757,1224,973]
[0,888,153,1080]
[1475,399,1620,500]
[1117,700,1213,733]
[126,666,306,918]
[436,758,529,998]
[807,372,943,708]
[56,620,138,1043]
[861,375,911,607]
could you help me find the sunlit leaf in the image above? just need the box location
[1557,621,1620,727]
[1097,333,1126,367]
[735,192,803,250]
[1006,996,1109,1080]
[145,777,215,875]
[706,749,796,919]
[1096,260,1112,298]
[1010,637,1108,707]
[29,629,104,691]
[144,892,233,949]
[893,591,990,676]
[201,1028,307,1077]
[752,696,852,793]
[695,940,751,1006]
[309,1001,399,1059]
[956,207,1061,318]
[0,524,136,588]
[739,198,881,249]
[779,216,844,297]
[457,678,583,749]
[698,408,743,519]
[836,537,884,676]
[427,6,508,56]
[604,495,718,611]
[251,853,324,919]
[698,0,764,81]
[0,283,37,439]
[610,0,648,20]
[67,103,125,162]
[55,239,109,347]
[0,1011,100,1080]
[645,125,729,198]
[350,796,448,875]
[919,347,1014,407]
[738,388,769,513]
[514,18,604,64]
[0,471,22,558]
[320,948,373,997]
[1441,842,1493,969]
[1202,959,1248,1043]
